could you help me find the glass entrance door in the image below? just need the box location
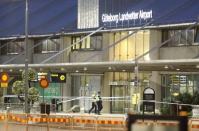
[111,86,129,114]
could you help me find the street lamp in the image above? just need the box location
[24,0,29,113]
[134,61,139,112]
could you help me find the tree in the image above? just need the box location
[12,68,39,104]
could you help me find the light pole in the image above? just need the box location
[134,60,139,112]
[133,35,139,112]
[24,0,29,113]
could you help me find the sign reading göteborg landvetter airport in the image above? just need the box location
[102,10,153,24]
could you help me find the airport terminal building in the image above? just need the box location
[0,0,199,113]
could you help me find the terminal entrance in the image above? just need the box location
[111,85,130,114]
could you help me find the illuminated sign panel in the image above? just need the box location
[102,10,152,24]
[51,73,66,83]
[39,78,49,89]
[37,72,49,81]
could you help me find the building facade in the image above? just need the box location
[0,0,199,113]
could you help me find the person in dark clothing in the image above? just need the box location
[97,91,103,115]
[89,92,97,114]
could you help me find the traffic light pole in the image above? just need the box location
[24,0,29,113]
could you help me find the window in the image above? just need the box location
[0,40,25,55]
[71,35,102,51]
[161,74,199,100]
[34,38,60,53]
[162,29,195,47]
[7,41,25,54]
[195,28,199,43]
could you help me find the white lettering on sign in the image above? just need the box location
[102,10,152,23]
[102,14,119,23]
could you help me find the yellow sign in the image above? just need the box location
[0,72,9,83]
[1,83,8,88]
[51,73,66,83]
[132,93,140,105]
[60,75,65,81]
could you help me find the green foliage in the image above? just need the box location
[161,105,170,115]
[160,97,181,115]
[192,92,199,105]
[28,87,39,102]
[175,92,199,105]
[161,92,199,115]
[176,93,193,112]
[12,81,25,95]
[12,69,39,103]
[160,97,172,115]
[22,68,36,81]
[177,93,193,104]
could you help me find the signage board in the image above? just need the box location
[51,73,66,83]
[35,83,61,100]
[192,107,199,117]
[1,83,8,88]
[0,72,9,83]
[37,72,49,81]
[143,87,155,114]
[0,72,9,88]
[132,93,140,105]
[102,10,153,24]
[39,78,49,89]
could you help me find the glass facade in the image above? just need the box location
[0,40,25,55]
[161,74,199,100]
[111,85,130,113]
[71,34,102,51]
[162,29,198,47]
[71,75,101,111]
[34,38,60,53]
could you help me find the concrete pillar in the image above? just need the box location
[149,30,161,60]
[59,35,72,111]
[149,30,162,108]
[62,74,72,112]
[102,72,112,113]
[59,36,71,63]
[149,71,161,109]
[102,32,114,61]
[101,32,114,113]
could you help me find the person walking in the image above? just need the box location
[96,91,103,115]
[89,92,97,114]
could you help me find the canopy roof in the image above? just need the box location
[1,59,199,73]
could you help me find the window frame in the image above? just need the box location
[162,28,196,47]
[0,40,25,55]
[34,37,60,54]
[71,34,102,51]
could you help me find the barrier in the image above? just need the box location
[188,118,199,131]
[128,114,188,131]
[127,117,199,131]
[3,113,199,131]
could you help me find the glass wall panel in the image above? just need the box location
[111,86,129,113]
[161,74,199,100]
